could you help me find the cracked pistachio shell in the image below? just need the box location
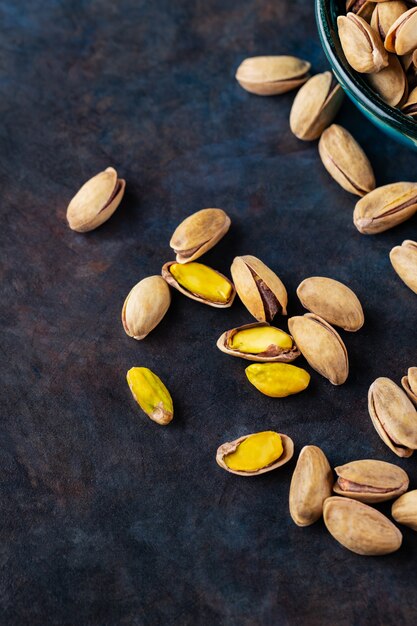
[67,167,125,232]
[216,323,300,363]
[127,367,173,425]
[162,261,235,308]
[169,208,231,263]
[121,276,171,340]
[289,72,344,141]
[366,53,408,107]
[401,85,417,118]
[368,377,417,457]
[353,182,417,234]
[323,496,402,556]
[390,239,417,294]
[371,1,408,41]
[216,431,294,476]
[230,255,288,322]
[288,314,349,385]
[318,125,375,197]
[296,276,364,332]
[337,13,388,73]
[392,490,417,531]
[385,7,417,55]
[402,367,417,405]
[289,445,333,527]
[346,0,377,22]
[235,56,311,96]
[333,459,409,503]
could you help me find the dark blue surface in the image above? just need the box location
[1,1,417,624]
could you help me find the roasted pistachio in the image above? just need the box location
[245,362,310,397]
[170,208,231,263]
[346,0,376,22]
[401,85,417,118]
[216,431,294,476]
[390,239,417,294]
[122,276,171,340]
[216,323,300,362]
[333,459,409,503]
[367,53,407,107]
[235,56,311,96]
[162,261,235,307]
[392,490,417,530]
[371,1,408,42]
[337,13,388,74]
[385,7,417,56]
[127,367,173,425]
[401,367,417,405]
[289,445,333,527]
[353,182,417,234]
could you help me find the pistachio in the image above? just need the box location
[337,13,389,74]
[390,239,417,294]
[385,7,417,56]
[288,314,349,385]
[216,323,300,362]
[353,182,417,234]
[127,367,173,425]
[162,261,235,308]
[296,276,364,332]
[289,72,344,141]
[366,53,407,107]
[401,367,417,405]
[289,445,333,527]
[318,125,375,197]
[333,459,409,503]
[235,56,311,96]
[67,167,126,232]
[401,85,417,118]
[245,362,310,397]
[371,1,408,42]
[216,431,294,476]
[392,490,417,530]
[230,255,287,322]
[346,0,376,22]
[169,208,231,263]
[323,496,402,556]
[368,377,417,457]
[122,276,171,340]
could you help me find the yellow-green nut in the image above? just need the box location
[216,431,294,476]
[245,362,310,397]
[162,261,235,307]
[127,367,173,425]
[217,322,300,362]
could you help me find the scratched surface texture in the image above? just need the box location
[1,0,417,624]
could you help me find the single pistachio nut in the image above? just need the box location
[323,496,402,556]
[392,490,417,531]
[289,72,344,141]
[333,459,409,503]
[216,323,300,362]
[337,13,389,74]
[296,276,364,332]
[347,0,377,22]
[367,53,407,107]
[371,1,408,42]
[67,167,126,232]
[353,182,417,234]
[390,239,417,294]
[245,362,310,397]
[162,261,235,308]
[216,431,294,476]
[127,367,173,425]
[401,367,417,405]
[169,208,231,263]
[289,445,333,527]
[288,314,349,385]
[318,124,375,197]
[122,276,171,340]
[230,255,287,322]
[368,377,417,457]
[385,7,417,56]
[401,86,417,118]
[235,56,311,96]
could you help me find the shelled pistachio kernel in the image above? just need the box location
[245,362,310,397]
[162,261,235,307]
[217,323,300,362]
[127,367,173,425]
[235,56,311,96]
[216,431,294,476]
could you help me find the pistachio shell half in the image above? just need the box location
[390,239,417,294]
[289,445,333,527]
[122,276,171,340]
[366,53,407,107]
[216,431,294,476]
[401,85,417,118]
[235,56,311,96]
[401,367,417,405]
[347,0,376,22]
[337,13,389,74]
[333,459,409,503]
[385,7,417,56]
[170,208,231,263]
[371,1,408,42]
[392,490,417,531]
[216,323,300,362]
[162,261,235,308]
[353,182,417,234]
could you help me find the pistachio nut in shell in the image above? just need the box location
[401,85,417,118]
[127,367,173,425]
[289,72,344,141]
[235,56,311,96]
[245,362,310,397]
[371,1,408,42]
[368,377,417,457]
[162,261,235,308]
[401,367,417,405]
[216,431,294,476]
[323,496,402,556]
[289,445,333,527]
[346,0,376,22]
[230,255,287,322]
[333,459,409,503]
[392,490,417,531]
[318,124,375,197]
[288,314,349,385]
[366,53,407,107]
[385,7,417,56]
[390,239,417,294]
[67,167,125,232]
[216,323,300,362]
[337,13,388,74]
[169,208,231,263]
[353,182,417,234]
[296,276,364,332]
[122,276,171,340]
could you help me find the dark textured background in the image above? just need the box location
[1,0,417,624]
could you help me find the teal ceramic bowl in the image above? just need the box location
[315,0,417,150]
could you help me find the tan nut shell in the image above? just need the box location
[216,433,294,476]
[401,85,417,118]
[288,314,349,385]
[333,459,409,503]
[289,445,333,527]
[390,240,417,294]
[371,1,408,41]
[392,490,417,531]
[297,276,364,332]
[353,182,417,234]
[337,13,388,74]
[366,53,407,108]
[235,56,311,96]
[170,208,231,263]
[401,367,417,405]
[67,167,125,232]
[323,496,402,556]
[161,261,235,308]
[385,7,417,56]
[216,323,300,363]
[121,276,171,340]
